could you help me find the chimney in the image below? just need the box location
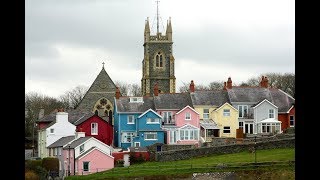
[38,108,44,120]
[153,82,159,96]
[75,127,85,139]
[223,82,227,90]
[189,80,195,93]
[260,76,264,87]
[115,86,120,99]
[56,111,68,124]
[227,77,232,89]
[263,76,269,88]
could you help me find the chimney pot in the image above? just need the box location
[189,80,195,93]
[153,82,159,96]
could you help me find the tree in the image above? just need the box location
[58,85,88,109]
[25,92,65,143]
[115,81,129,96]
[208,81,224,90]
[130,83,142,96]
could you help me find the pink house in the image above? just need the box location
[162,105,200,146]
[48,130,114,177]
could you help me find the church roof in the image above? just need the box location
[190,90,230,106]
[154,93,193,110]
[75,66,117,111]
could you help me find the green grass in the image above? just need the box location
[66,148,295,180]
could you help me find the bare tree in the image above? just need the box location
[246,77,260,86]
[208,81,224,90]
[130,83,142,96]
[58,85,88,109]
[115,81,129,96]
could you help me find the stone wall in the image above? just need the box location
[147,143,197,161]
[155,138,294,162]
[204,137,237,147]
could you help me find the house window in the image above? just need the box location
[185,112,191,120]
[144,132,157,140]
[83,162,89,172]
[269,109,275,118]
[239,122,243,129]
[155,52,163,67]
[50,128,54,134]
[58,147,61,156]
[203,109,209,119]
[163,111,173,124]
[223,126,230,133]
[91,123,98,135]
[180,129,199,140]
[122,132,134,143]
[147,118,160,124]
[134,142,140,147]
[223,109,230,116]
[289,115,294,127]
[53,148,57,156]
[80,144,84,153]
[128,115,135,124]
[238,105,248,118]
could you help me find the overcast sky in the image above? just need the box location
[25,0,295,98]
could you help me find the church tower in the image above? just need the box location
[141,2,176,96]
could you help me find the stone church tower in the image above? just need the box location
[141,16,176,96]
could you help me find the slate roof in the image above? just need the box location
[75,67,117,111]
[47,136,75,148]
[62,137,92,149]
[227,86,272,103]
[268,88,295,113]
[190,90,230,106]
[227,86,295,113]
[154,93,193,110]
[115,96,155,113]
[36,110,96,126]
[76,147,96,159]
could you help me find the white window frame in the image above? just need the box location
[80,144,84,153]
[146,118,160,124]
[239,122,243,129]
[289,115,295,127]
[203,109,209,119]
[83,161,90,172]
[58,147,61,156]
[91,123,98,135]
[179,129,199,140]
[238,105,248,118]
[185,112,191,120]
[223,126,231,133]
[163,111,173,123]
[134,142,140,147]
[223,109,230,116]
[144,132,157,140]
[121,132,134,143]
[269,109,275,118]
[127,115,135,124]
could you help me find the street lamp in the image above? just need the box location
[68,144,71,176]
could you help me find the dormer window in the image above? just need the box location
[50,128,54,134]
[155,52,164,67]
[129,97,143,103]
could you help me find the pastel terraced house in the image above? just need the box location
[189,80,231,142]
[114,91,164,149]
[211,102,239,138]
[253,99,281,134]
[48,129,114,177]
[224,76,294,135]
[37,109,76,158]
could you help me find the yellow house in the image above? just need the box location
[211,102,239,138]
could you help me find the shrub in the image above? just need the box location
[42,157,59,172]
[25,159,42,171]
[129,152,146,164]
[115,159,124,167]
[25,170,39,180]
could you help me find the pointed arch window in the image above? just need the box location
[156,52,164,67]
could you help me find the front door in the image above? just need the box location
[245,123,254,134]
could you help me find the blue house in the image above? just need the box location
[133,109,164,147]
[114,96,164,149]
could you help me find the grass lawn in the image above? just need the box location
[66,148,295,180]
